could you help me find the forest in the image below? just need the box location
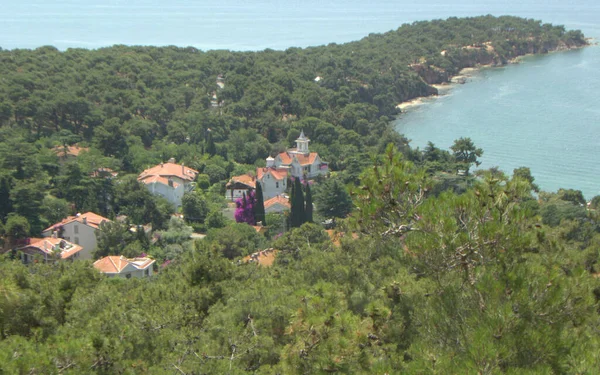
[1,15,599,374]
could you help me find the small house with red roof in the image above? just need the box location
[226,166,289,201]
[93,256,155,278]
[138,159,199,209]
[42,212,111,260]
[264,195,291,214]
[18,236,84,264]
[273,131,328,179]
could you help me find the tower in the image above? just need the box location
[295,130,310,154]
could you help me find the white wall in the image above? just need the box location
[260,174,286,199]
[265,203,290,214]
[60,222,97,260]
[225,188,249,201]
[145,181,185,208]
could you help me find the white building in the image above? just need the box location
[93,256,155,278]
[226,166,288,201]
[264,195,291,214]
[42,212,110,260]
[138,160,199,209]
[18,237,84,264]
[273,131,328,179]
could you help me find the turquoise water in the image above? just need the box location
[395,47,600,199]
[2,0,599,198]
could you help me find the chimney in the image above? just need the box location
[181,163,185,174]
[160,162,164,168]
[82,216,87,225]
[52,230,58,238]
[168,157,175,164]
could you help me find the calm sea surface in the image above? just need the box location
[2,0,599,197]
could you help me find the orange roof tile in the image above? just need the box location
[227,174,256,189]
[138,162,198,183]
[257,167,288,181]
[43,212,111,233]
[264,195,290,210]
[20,237,83,259]
[139,175,180,188]
[93,256,155,274]
[277,151,319,166]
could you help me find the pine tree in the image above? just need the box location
[305,181,313,223]
[254,182,266,226]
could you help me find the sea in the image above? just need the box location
[2,0,599,198]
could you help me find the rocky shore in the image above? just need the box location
[397,37,589,112]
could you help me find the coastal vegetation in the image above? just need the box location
[0,15,598,374]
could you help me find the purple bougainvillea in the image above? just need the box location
[234,190,256,225]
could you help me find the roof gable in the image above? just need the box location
[43,212,111,233]
[138,162,199,183]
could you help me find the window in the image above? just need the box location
[145,268,150,276]
[74,225,79,234]
[126,273,132,279]
[276,182,279,188]
[74,237,79,244]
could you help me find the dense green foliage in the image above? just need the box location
[0,15,597,374]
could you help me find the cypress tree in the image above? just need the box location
[291,178,305,227]
[205,130,216,156]
[305,181,313,223]
[254,183,266,226]
[289,178,296,230]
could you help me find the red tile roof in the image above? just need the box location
[93,256,155,274]
[43,212,111,233]
[20,237,83,259]
[277,151,319,166]
[138,175,180,188]
[138,162,198,183]
[257,167,288,181]
[264,195,290,210]
[226,174,256,189]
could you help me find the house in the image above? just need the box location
[272,131,328,179]
[264,195,291,214]
[42,212,110,260]
[93,256,155,278]
[138,159,199,208]
[18,237,83,264]
[225,174,256,201]
[225,165,288,201]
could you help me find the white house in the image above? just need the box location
[42,212,111,260]
[273,131,328,179]
[264,195,291,214]
[18,237,84,264]
[93,256,155,278]
[138,160,199,209]
[226,166,288,201]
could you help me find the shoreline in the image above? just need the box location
[396,42,590,113]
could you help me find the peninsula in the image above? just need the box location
[1,16,598,375]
